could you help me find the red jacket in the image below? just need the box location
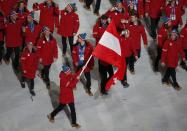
[20,48,38,79]
[16,8,30,24]
[164,4,182,26]
[72,42,94,72]
[24,21,41,46]
[33,2,59,32]
[0,0,18,17]
[180,26,187,49]
[105,9,129,29]
[145,0,166,18]
[122,0,145,17]
[157,25,169,48]
[0,15,5,41]
[59,72,78,104]
[37,36,58,66]
[93,20,108,44]
[58,10,79,37]
[161,39,185,68]
[5,19,23,47]
[128,23,148,50]
[120,36,137,57]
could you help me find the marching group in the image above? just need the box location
[0,0,187,129]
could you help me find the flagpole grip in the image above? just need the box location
[77,55,93,79]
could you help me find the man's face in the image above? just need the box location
[27,43,33,52]
[11,14,18,21]
[171,33,177,41]
[131,15,137,22]
[19,3,24,9]
[46,0,52,4]
[116,3,123,9]
[101,19,107,24]
[27,15,33,23]
[78,37,84,43]
[44,29,50,37]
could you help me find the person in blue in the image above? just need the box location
[72,33,94,96]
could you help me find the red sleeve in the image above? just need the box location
[85,43,93,61]
[138,0,145,16]
[157,28,164,48]
[177,8,183,25]
[180,28,185,48]
[178,40,185,60]
[145,0,151,14]
[161,41,169,63]
[20,51,27,70]
[72,46,78,67]
[140,25,148,45]
[73,13,79,34]
[68,74,79,89]
[93,21,99,40]
[36,39,42,59]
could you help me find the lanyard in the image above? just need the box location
[78,45,85,61]
[28,22,35,32]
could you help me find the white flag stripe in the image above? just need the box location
[99,31,121,56]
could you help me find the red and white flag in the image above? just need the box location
[92,20,126,90]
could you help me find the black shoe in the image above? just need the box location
[94,11,100,16]
[72,123,81,128]
[47,114,55,123]
[130,69,135,75]
[46,83,50,90]
[21,82,25,88]
[121,81,129,88]
[84,5,91,11]
[101,91,108,95]
[30,90,36,96]
[162,80,171,86]
[154,65,159,72]
[86,89,93,96]
[173,83,182,91]
[3,58,9,65]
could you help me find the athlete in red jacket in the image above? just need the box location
[20,42,38,96]
[72,33,94,96]
[105,1,129,31]
[128,14,148,74]
[93,15,114,95]
[15,1,29,23]
[47,65,81,129]
[57,3,79,55]
[122,0,145,18]
[154,17,172,72]
[33,0,59,32]
[22,12,42,47]
[120,29,138,87]
[4,11,23,70]
[145,0,166,39]
[164,0,183,29]
[37,26,58,89]
[161,29,185,90]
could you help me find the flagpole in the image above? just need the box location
[77,55,93,79]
